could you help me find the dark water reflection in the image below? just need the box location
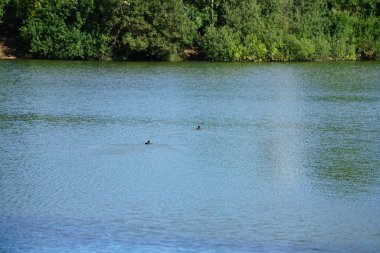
[0,60,379,252]
[304,64,379,196]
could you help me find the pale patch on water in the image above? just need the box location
[95,143,170,156]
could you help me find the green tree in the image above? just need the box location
[200,25,239,61]
[0,0,10,23]
[20,0,110,59]
[328,9,357,60]
[1,0,380,61]
[105,0,193,60]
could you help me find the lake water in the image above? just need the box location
[0,60,379,252]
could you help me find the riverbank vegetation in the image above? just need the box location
[0,0,379,61]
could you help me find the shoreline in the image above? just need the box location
[0,44,378,63]
[0,39,16,60]
[1,56,378,62]
[0,38,378,63]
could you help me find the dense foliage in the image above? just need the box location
[0,0,379,61]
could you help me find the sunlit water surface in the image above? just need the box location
[0,60,379,252]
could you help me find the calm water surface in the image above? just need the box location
[0,60,379,252]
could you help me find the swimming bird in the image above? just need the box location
[196,125,201,130]
[145,140,151,145]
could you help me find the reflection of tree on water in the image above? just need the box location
[311,122,379,196]
[304,65,380,196]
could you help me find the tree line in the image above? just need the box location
[0,0,379,61]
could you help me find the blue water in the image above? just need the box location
[0,60,379,252]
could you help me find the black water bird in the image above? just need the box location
[145,140,151,145]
